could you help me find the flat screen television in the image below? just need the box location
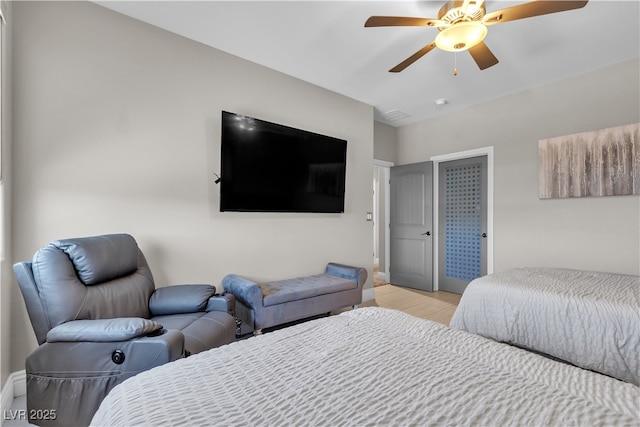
[220,111,347,213]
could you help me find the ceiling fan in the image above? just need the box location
[365,0,588,73]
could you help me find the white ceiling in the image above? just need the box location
[94,1,640,127]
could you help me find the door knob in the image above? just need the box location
[481,233,487,238]
[422,231,431,236]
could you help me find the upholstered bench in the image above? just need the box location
[222,263,367,335]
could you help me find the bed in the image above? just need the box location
[90,307,639,426]
[449,267,640,386]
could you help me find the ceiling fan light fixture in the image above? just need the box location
[435,21,487,52]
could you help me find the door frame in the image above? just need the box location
[430,147,494,291]
[373,159,393,283]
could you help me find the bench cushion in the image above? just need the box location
[261,273,357,307]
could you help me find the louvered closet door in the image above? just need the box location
[438,156,487,294]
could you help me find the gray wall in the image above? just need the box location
[374,121,397,164]
[397,58,640,276]
[1,0,13,390]
[10,1,373,374]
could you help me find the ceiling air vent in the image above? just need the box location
[377,109,411,123]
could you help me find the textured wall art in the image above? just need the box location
[539,123,639,199]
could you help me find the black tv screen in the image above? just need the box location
[220,111,347,213]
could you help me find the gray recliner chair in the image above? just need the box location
[13,233,237,427]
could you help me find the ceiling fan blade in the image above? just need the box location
[365,16,445,28]
[389,42,437,73]
[483,1,588,25]
[468,42,499,70]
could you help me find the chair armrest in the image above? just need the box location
[326,263,368,287]
[206,293,235,316]
[46,318,163,342]
[222,274,262,308]
[149,284,216,316]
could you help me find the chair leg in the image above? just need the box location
[235,317,242,338]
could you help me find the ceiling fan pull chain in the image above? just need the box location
[453,53,458,76]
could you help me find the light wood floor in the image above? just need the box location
[362,283,462,325]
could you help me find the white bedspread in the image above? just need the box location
[450,267,640,385]
[91,307,639,426]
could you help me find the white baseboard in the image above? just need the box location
[12,371,26,397]
[377,271,388,282]
[1,370,26,417]
[362,287,375,302]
